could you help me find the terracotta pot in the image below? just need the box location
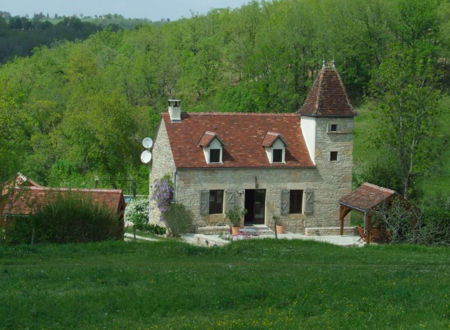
[231,226,241,235]
[276,225,284,235]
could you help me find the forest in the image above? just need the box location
[0,0,448,199]
[0,11,156,63]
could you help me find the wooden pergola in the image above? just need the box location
[339,183,396,243]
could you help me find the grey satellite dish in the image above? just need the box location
[140,150,152,164]
[142,137,153,149]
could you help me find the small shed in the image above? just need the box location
[1,186,126,232]
[339,183,397,242]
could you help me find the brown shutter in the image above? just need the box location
[200,190,209,215]
[281,190,289,215]
[305,189,314,215]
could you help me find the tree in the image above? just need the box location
[370,47,442,199]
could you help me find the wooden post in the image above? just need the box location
[339,205,345,235]
[366,213,371,245]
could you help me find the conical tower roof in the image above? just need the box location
[299,64,356,117]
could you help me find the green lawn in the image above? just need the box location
[0,240,449,329]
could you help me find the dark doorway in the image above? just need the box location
[244,189,266,225]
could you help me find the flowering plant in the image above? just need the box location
[150,175,174,222]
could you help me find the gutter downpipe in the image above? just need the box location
[173,169,178,202]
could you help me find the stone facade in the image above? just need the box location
[148,120,175,226]
[149,116,354,232]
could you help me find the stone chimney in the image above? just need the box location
[168,99,181,122]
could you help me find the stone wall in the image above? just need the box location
[149,115,354,233]
[311,117,354,228]
[148,120,176,226]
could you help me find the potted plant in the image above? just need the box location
[273,216,284,235]
[226,207,247,235]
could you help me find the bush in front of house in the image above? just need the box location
[163,202,193,237]
[125,197,149,227]
[5,193,122,244]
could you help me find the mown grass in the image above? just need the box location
[0,240,449,329]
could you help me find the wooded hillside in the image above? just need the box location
[0,0,448,196]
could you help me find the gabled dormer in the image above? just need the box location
[198,131,225,164]
[262,132,288,164]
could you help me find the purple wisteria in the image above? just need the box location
[150,177,174,222]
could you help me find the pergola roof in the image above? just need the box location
[339,183,396,212]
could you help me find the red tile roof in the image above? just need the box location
[299,65,356,117]
[198,131,225,147]
[162,112,314,168]
[339,183,396,211]
[2,187,125,216]
[2,172,42,196]
[262,132,287,147]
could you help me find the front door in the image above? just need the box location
[244,189,266,225]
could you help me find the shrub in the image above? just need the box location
[417,194,450,246]
[5,193,122,244]
[375,194,450,246]
[164,202,193,237]
[3,216,34,245]
[150,175,174,223]
[226,207,247,226]
[135,223,166,235]
[125,197,149,227]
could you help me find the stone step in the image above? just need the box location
[197,225,274,236]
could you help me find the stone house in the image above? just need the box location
[149,65,356,233]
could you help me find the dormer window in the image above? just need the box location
[273,149,283,163]
[262,132,287,164]
[209,149,221,163]
[198,131,225,164]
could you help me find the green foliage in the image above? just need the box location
[226,207,247,226]
[0,0,447,199]
[4,193,122,245]
[418,194,450,246]
[0,240,448,328]
[125,197,149,227]
[163,202,193,237]
[375,195,450,246]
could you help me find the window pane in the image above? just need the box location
[330,124,337,132]
[330,151,338,161]
[273,149,283,162]
[209,190,223,214]
[289,190,303,214]
[210,149,220,163]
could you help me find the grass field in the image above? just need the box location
[0,240,448,329]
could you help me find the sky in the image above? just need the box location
[0,0,253,21]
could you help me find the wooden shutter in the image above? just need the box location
[200,190,209,215]
[281,190,290,215]
[226,190,236,212]
[304,189,314,215]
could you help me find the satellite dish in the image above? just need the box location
[142,137,153,149]
[140,150,152,164]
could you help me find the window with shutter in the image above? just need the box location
[209,190,224,214]
[289,190,303,214]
